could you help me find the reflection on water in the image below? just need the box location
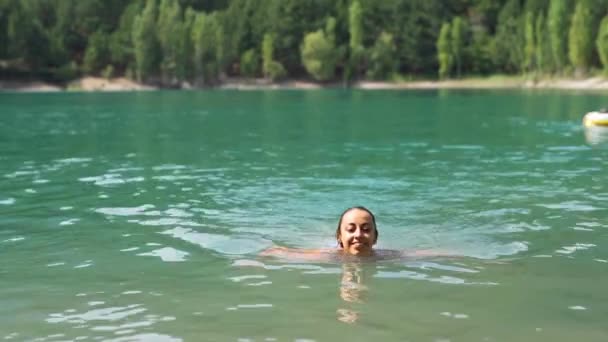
[584,126,608,147]
[337,263,368,324]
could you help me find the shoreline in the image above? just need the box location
[2,76,608,92]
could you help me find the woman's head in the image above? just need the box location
[336,206,378,256]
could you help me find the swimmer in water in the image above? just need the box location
[260,206,448,261]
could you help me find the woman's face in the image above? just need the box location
[338,209,377,256]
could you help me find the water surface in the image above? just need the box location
[1,90,607,341]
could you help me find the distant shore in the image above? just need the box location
[3,75,608,92]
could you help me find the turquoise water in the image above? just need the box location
[1,90,607,341]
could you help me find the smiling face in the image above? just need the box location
[337,208,377,256]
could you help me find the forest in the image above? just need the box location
[2,0,608,86]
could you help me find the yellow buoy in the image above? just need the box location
[583,111,608,127]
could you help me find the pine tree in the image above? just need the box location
[597,16,608,74]
[568,0,594,75]
[437,22,452,79]
[535,12,552,73]
[495,0,524,73]
[348,0,364,79]
[451,16,466,78]
[132,0,160,82]
[547,0,569,73]
[157,0,184,84]
[524,11,536,73]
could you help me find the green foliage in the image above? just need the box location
[348,0,365,80]
[524,11,536,73]
[367,31,396,80]
[240,49,258,77]
[547,0,569,72]
[535,12,552,73]
[53,61,79,82]
[468,29,495,75]
[349,1,363,51]
[437,22,452,79]
[83,31,110,74]
[102,65,115,79]
[2,0,608,85]
[495,0,524,73]
[157,0,185,82]
[597,16,608,74]
[568,0,594,74]
[109,2,141,70]
[265,60,286,81]
[262,33,286,81]
[192,12,223,84]
[450,16,467,78]
[301,17,338,81]
[132,0,160,82]
[385,0,445,74]
[6,1,52,68]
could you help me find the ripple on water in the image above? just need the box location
[137,247,189,262]
[537,201,601,212]
[161,227,271,255]
[555,243,596,255]
[226,304,273,311]
[79,174,145,186]
[2,236,25,243]
[46,304,180,342]
[59,218,80,226]
[95,205,157,216]
[46,304,147,324]
[0,197,16,205]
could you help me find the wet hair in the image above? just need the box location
[336,206,378,247]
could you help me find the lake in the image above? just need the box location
[1,89,607,341]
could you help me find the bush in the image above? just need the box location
[301,29,337,81]
[240,49,258,77]
[53,61,79,82]
[83,31,109,75]
[367,31,396,80]
[266,61,286,81]
[102,65,114,79]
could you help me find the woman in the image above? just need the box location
[261,206,444,260]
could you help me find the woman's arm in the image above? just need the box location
[260,246,335,261]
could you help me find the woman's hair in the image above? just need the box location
[335,206,378,247]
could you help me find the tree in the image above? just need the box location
[132,0,160,82]
[468,28,495,75]
[597,16,608,74]
[6,1,52,69]
[437,22,452,79]
[348,0,365,79]
[109,2,142,73]
[367,31,396,80]
[451,16,466,78]
[568,0,594,75]
[495,0,524,73]
[524,11,536,73]
[388,0,445,75]
[535,12,552,73]
[301,17,338,81]
[83,30,109,74]
[157,0,184,84]
[240,49,258,77]
[547,0,569,73]
[262,32,286,80]
[192,12,223,84]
